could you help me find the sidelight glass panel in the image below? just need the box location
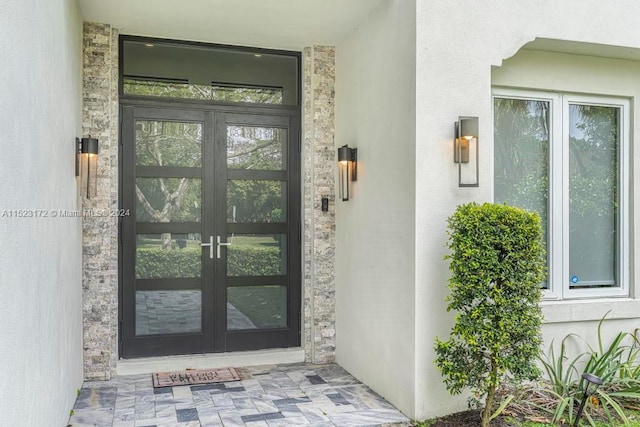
[227,286,286,330]
[227,126,286,170]
[569,104,618,289]
[136,290,201,335]
[135,234,202,279]
[136,178,201,222]
[228,180,286,223]
[135,120,202,167]
[494,97,550,288]
[227,234,286,276]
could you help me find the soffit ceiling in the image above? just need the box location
[77,0,388,50]
[523,38,640,62]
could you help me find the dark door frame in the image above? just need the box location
[118,97,301,358]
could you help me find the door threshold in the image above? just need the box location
[117,348,305,376]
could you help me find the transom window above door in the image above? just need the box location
[493,89,630,300]
[120,38,299,106]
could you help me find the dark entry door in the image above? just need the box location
[120,106,300,358]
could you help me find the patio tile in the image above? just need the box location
[69,363,410,426]
[152,387,172,395]
[200,418,224,427]
[68,408,114,427]
[175,407,198,422]
[154,403,175,418]
[233,396,258,410]
[172,385,193,399]
[212,392,235,407]
[75,386,118,410]
[191,383,227,392]
[305,374,326,385]
[114,408,136,422]
[298,406,331,423]
[242,412,284,422]
[218,409,249,427]
[276,404,301,418]
[266,417,311,427]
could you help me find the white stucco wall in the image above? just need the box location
[0,0,84,425]
[416,0,640,419]
[335,0,416,417]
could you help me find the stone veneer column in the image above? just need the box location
[303,46,337,364]
[82,22,119,380]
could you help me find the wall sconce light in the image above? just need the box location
[337,145,357,201]
[76,136,99,199]
[454,116,479,187]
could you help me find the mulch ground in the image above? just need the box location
[428,410,518,427]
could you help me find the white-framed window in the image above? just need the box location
[492,88,630,300]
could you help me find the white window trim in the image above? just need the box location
[492,88,630,301]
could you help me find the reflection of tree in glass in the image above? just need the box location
[569,105,618,286]
[123,78,283,104]
[136,121,201,167]
[494,99,550,287]
[569,105,617,219]
[135,121,202,248]
[228,181,283,223]
[227,126,283,170]
[494,99,549,225]
[226,126,285,223]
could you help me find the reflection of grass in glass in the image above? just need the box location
[228,286,286,329]
[231,235,279,248]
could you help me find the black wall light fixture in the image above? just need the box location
[337,145,357,201]
[454,116,479,187]
[76,136,99,199]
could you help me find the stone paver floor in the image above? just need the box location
[68,363,411,427]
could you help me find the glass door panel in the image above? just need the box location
[136,290,202,335]
[133,116,205,337]
[220,113,299,352]
[121,107,208,357]
[227,286,287,330]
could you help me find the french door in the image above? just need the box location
[120,105,300,358]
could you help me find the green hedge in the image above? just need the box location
[136,246,282,278]
[434,203,545,427]
[228,246,282,276]
[136,248,201,279]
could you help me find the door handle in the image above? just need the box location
[200,235,214,259]
[216,235,231,259]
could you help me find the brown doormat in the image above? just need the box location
[152,367,240,388]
